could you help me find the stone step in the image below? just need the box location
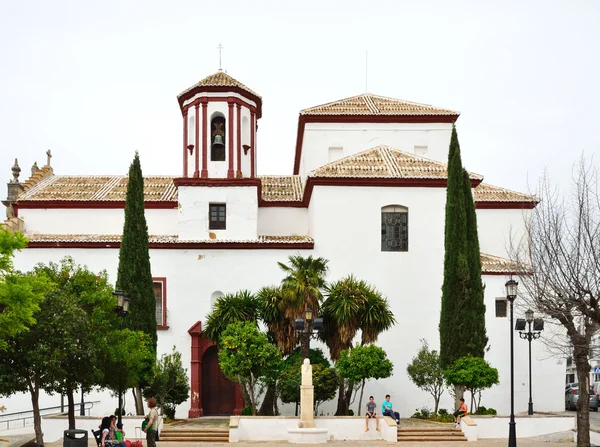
[398,430,463,435]
[160,428,229,442]
[398,436,467,442]
[157,436,230,442]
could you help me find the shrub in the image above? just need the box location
[162,403,176,420]
[241,406,253,416]
[347,409,354,416]
[411,407,431,419]
[475,406,497,415]
[438,408,449,416]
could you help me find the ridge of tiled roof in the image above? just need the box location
[473,183,538,203]
[178,70,261,99]
[309,145,483,180]
[25,234,313,244]
[18,175,178,202]
[300,93,459,116]
[258,175,303,202]
[480,253,528,274]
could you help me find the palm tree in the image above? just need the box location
[278,255,329,358]
[320,275,396,415]
[257,286,297,356]
[202,290,259,344]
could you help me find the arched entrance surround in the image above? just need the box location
[188,321,245,417]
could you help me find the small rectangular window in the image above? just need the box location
[209,203,226,230]
[153,278,167,328]
[328,146,344,162]
[414,145,428,156]
[495,299,507,317]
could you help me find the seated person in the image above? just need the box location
[365,396,380,432]
[382,394,400,425]
[99,416,127,447]
[453,398,468,428]
[115,422,126,442]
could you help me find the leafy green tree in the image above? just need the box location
[34,258,117,429]
[0,230,48,350]
[320,275,396,415]
[218,321,282,415]
[278,348,335,415]
[202,290,259,344]
[406,340,445,415]
[278,256,329,358]
[444,355,499,413]
[143,347,190,419]
[336,344,393,416]
[116,152,157,413]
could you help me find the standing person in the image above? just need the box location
[453,398,468,428]
[382,394,400,425]
[143,397,158,447]
[365,396,380,432]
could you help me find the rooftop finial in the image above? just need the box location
[217,43,224,71]
[31,161,39,176]
[11,159,21,184]
[46,149,52,167]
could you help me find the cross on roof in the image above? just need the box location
[217,43,224,71]
[46,149,52,167]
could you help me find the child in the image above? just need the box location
[365,396,380,432]
[453,398,468,428]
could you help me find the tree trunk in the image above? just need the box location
[249,377,257,415]
[67,386,76,429]
[133,386,145,415]
[335,381,347,415]
[357,379,365,416]
[453,384,465,411]
[575,354,591,447]
[258,382,276,415]
[30,385,44,447]
[433,394,439,416]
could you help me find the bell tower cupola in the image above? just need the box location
[177,70,262,179]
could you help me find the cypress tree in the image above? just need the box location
[116,153,157,351]
[462,168,487,358]
[439,126,470,369]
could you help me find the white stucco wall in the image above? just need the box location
[476,208,531,258]
[17,208,178,235]
[298,122,453,178]
[257,207,308,236]
[177,185,258,240]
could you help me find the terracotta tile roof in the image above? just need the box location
[18,176,178,202]
[258,176,303,202]
[25,234,313,244]
[301,93,458,116]
[474,183,538,203]
[310,145,483,180]
[480,253,527,274]
[178,70,261,99]
[21,165,54,192]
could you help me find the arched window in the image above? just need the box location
[211,115,226,161]
[210,290,225,308]
[381,205,408,252]
[188,115,195,146]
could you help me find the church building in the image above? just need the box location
[1,70,564,417]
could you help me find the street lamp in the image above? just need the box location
[505,279,518,447]
[113,290,130,426]
[515,309,544,415]
[294,308,324,359]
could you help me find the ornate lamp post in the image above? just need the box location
[516,309,544,416]
[505,279,518,447]
[294,309,324,359]
[113,290,130,426]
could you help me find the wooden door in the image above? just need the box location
[202,345,236,415]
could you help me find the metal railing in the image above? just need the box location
[0,401,99,431]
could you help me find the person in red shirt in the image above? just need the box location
[453,398,468,428]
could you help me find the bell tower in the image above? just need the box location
[176,70,262,179]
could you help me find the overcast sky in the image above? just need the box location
[0,0,598,195]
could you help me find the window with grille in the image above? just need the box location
[381,206,408,252]
[495,299,507,317]
[153,278,167,328]
[209,204,226,230]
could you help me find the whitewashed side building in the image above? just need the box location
[1,70,564,419]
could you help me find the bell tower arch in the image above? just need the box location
[177,70,262,179]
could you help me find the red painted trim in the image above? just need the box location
[26,240,315,250]
[153,277,167,328]
[193,103,200,178]
[156,325,170,330]
[183,109,189,177]
[482,271,523,276]
[236,104,242,178]
[173,178,260,187]
[227,100,234,179]
[250,111,256,178]
[259,201,307,208]
[15,201,177,210]
[475,201,537,210]
[178,87,262,119]
[201,100,208,178]
[187,321,244,417]
[292,113,460,175]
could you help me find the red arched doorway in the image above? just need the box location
[202,345,236,415]
[188,321,244,417]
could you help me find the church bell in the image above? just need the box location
[212,134,225,149]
